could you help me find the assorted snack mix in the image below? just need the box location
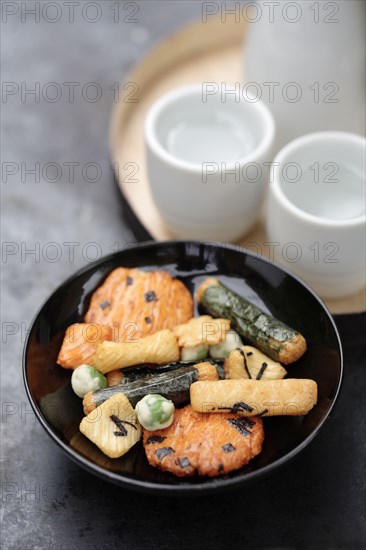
[57,268,315,478]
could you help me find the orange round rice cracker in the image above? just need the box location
[143,405,264,477]
[84,268,193,342]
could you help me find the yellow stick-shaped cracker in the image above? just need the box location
[94,329,179,374]
[225,346,287,381]
[190,379,317,416]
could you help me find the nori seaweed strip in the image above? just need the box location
[156,447,175,460]
[121,419,138,430]
[231,401,254,413]
[146,435,166,445]
[120,362,197,384]
[236,347,252,379]
[228,417,256,436]
[90,365,199,409]
[121,360,225,384]
[256,362,268,380]
[217,401,254,414]
[200,283,300,361]
[222,443,235,453]
[110,415,138,434]
[144,290,157,302]
[110,415,128,436]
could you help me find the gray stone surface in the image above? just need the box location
[1,3,201,548]
[1,3,365,550]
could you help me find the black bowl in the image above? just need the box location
[23,241,343,494]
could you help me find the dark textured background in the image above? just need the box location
[1,2,365,548]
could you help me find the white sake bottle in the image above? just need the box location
[243,0,365,152]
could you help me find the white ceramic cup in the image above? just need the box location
[145,84,275,242]
[266,132,366,298]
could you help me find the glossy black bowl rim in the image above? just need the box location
[23,240,343,495]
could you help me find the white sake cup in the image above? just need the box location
[145,84,275,242]
[266,132,365,298]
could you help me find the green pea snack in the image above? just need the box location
[181,344,209,362]
[209,330,243,359]
[135,394,175,431]
[71,364,107,398]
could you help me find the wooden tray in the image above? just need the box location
[110,15,365,315]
